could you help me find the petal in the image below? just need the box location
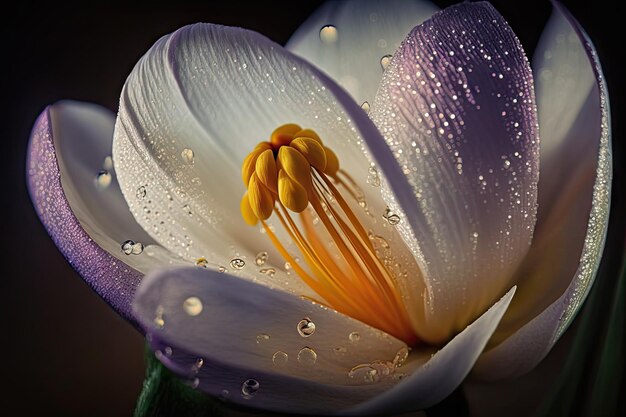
[368,3,539,343]
[473,2,611,379]
[346,286,516,415]
[286,0,439,106]
[26,101,173,322]
[112,23,423,307]
[133,266,407,414]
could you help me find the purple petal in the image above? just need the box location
[27,103,146,323]
[474,1,611,379]
[368,2,539,343]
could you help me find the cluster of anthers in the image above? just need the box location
[240,124,418,345]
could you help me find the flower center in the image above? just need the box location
[240,124,418,345]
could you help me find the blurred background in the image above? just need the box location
[1,1,623,416]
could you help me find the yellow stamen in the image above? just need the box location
[240,126,418,345]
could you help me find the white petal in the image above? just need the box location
[474,2,611,380]
[286,0,439,106]
[112,23,423,304]
[133,266,407,414]
[345,286,516,415]
[368,3,539,343]
[45,101,179,274]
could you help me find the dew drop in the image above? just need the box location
[241,379,260,397]
[348,364,380,383]
[272,351,289,367]
[136,185,147,200]
[256,333,270,344]
[393,347,409,367]
[95,170,112,189]
[230,258,245,270]
[164,346,173,356]
[219,389,229,400]
[349,331,361,343]
[154,305,165,329]
[380,55,393,71]
[195,257,208,268]
[181,148,195,164]
[503,159,511,169]
[183,297,203,316]
[255,251,269,266]
[191,358,204,374]
[121,240,144,255]
[297,347,317,365]
[361,101,371,113]
[259,268,276,277]
[334,346,347,355]
[218,265,227,273]
[284,261,292,270]
[367,166,381,187]
[102,155,114,171]
[383,208,401,225]
[297,318,316,337]
[319,25,338,44]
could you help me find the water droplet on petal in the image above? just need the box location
[297,318,316,337]
[367,166,380,187]
[102,156,114,171]
[241,379,260,397]
[503,159,511,169]
[361,101,371,113]
[348,364,380,383]
[334,346,347,355]
[230,258,245,270]
[181,148,195,164]
[383,208,401,225]
[136,185,147,200]
[191,358,204,374]
[272,351,288,367]
[195,257,208,268]
[219,389,229,400]
[255,251,268,266]
[121,240,144,255]
[380,54,393,71]
[154,305,165,329]
[284,261,292,270]
[95,170,112,189]
[164,346,173,356]
[349,331,360,343]
[218,265,227,273]
[256,333,270,344]
[259,268,276,277]
[297,347,317,365]
[319,25,338,44]
[393,347,409,367]
[183,297,203,316]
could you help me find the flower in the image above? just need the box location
[26,0,610,415]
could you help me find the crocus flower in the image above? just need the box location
[27,0,611,415]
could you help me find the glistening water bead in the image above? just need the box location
[297,347,317,365]
[95,170,111,189]
[255,251,268,266]
[241,379,260,397]
[230,258,245,269]
[297,318,316,337]
[183,297,203,316]
[380,55,393,71]
[272,351,288,367]
[121,239,144,255]
[319,25,338,44]
[181,148,195,164]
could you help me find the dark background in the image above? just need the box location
[1,1,623,416]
